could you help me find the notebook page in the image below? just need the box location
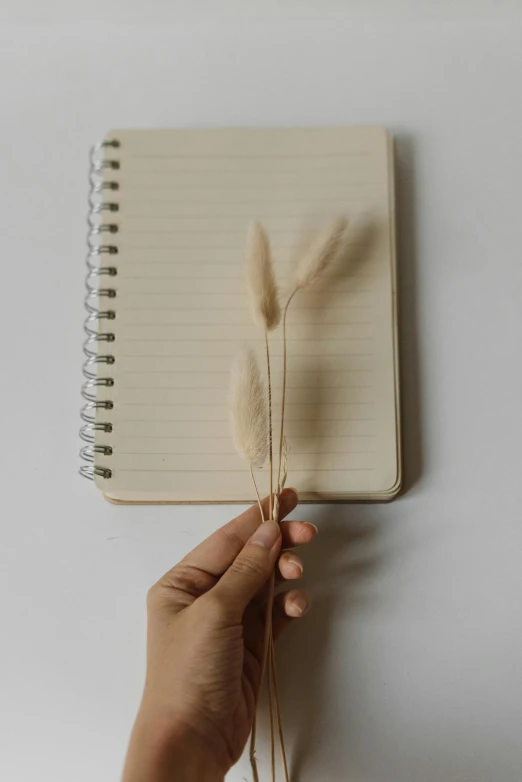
[94,128,400,501]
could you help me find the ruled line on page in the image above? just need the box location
[114,186,383,198]
[120,203,375,213]
[118,369,374,375]
[116,434,379,440]
[115,243,369,250]
[117,468,378,473]
[121,385,374,391]
[119,197,376,207]
[117,450,377,456]
[117,337,375,343]
[115,404,376,410]
[117,320,375,327]
[117,304,376,310]
[117,419,377,424]
[126,152,372,160]
[120,354,377,361]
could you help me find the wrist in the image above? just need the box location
[123,709,225,782]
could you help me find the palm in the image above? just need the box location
[142,489,314,777]
[182,599,267,764]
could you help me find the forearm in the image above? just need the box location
[122,711,225,782]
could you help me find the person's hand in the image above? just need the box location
[122,488,315,782]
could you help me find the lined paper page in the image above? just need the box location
[94,128,400,502]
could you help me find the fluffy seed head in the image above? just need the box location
[294,217,348,291]
[245,220,281,331]
[229,347,268,468]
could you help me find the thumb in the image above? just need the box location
[209,520,281,619]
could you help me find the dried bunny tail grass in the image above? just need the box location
[244,220,278,520]
[230,347,268,782]
[229,347,268,469]
[276,217,347,492]
[271,636,290,782]
[245,220,281,331]
[279,436,288,493]
[273,438,288,522]
[294,216,348,291]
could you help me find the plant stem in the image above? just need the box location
[248,466,264,782]
[264,518,277,781]
[249,465,264,522]
[252,566,275,782]
[249,744,260,782]
[271,636,290,782]
[267,640,276,782]
[250,331,276,782]
[266,289,297,782]
[265,330,273,521]
[277,290,297,489]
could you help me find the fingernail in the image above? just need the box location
[304,522,318,533]
[284,554,303,575]
[289,596,309,617]
[251,520,280,549]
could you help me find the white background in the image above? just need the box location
[1,2,522,780]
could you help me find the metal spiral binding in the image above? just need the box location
[79,139,120,480]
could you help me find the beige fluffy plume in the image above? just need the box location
[294,216,348,291]
[229,347,268,469]
[245,220,281,331]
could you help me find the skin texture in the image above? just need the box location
[122,489,314,782]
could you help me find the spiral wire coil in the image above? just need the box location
[79,140,120,480]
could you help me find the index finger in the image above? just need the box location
[181,488,298,578]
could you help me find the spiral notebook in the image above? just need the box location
[80,127,401,503]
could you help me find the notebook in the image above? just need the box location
[80,127,401,503]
